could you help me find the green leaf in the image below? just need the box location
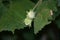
[0,0,35,32]
[34,0,57,34]
[34,8,52,34]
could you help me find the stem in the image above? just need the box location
[32,0,42,11]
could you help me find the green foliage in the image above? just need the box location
[0,0,59,34]
[0,0,35,32]
[34,0,57,33]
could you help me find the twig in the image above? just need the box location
[32,0,42,11]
